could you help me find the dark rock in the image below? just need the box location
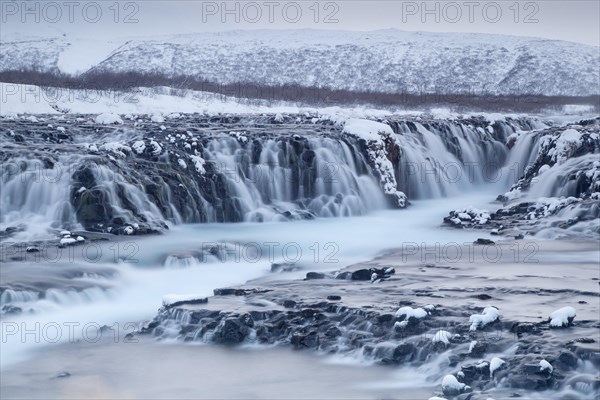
[557,351,578,370]
[474,238,495,245]
[214,288,246,296]
[291,328,320,349]
[164,297,208,309]
[283,300,297,308]
[468,341,487,356]
[351,269,372,280]
[335,271,352,280]
[271,262,300,273]
[305,272,326,280]
[213,318,249,344]
[393,342,416,362]
[327,295,341,301]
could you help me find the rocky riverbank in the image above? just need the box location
[138,240,600,399]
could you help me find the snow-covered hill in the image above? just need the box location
[1,29,599,96]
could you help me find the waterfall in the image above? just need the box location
[0,114,552,239]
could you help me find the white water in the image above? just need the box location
[0,190,500,369]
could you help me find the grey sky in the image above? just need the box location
[1,1,598,46]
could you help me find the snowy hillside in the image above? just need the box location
[1,29,598,96]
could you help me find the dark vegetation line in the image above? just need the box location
[1,69,598,113]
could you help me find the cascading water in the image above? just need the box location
[1,114,543,239]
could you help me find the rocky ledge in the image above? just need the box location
[138,241,600,399]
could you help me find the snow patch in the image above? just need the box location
[469,306,499,331]
[549,306,576,327]
[94,113,123,125]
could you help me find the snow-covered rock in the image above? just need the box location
[441,374,470,396]
[342,119,406,207]
[150,114,165,123]
[395,306,427,320]
[539,359,553,373]
[132,140,146,154]
[94,113,123,124]
[469,306,499,331]
[549,306,576,328]
[190,155,206,174]
[489,357,505,376]
[432,330,452,345]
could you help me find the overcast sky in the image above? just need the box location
[1,1,598,46]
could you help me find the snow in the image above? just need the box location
[489,357,505,376]
[132,141,146,154]
[60,230,71,236]
[124,226,134,235]
[441,375,467,393]
[451,206,491,224]
[94,113,123,125]
[342,119,406,207]
[151,114,165,123]
[554,129,582,163]
[76,236,85,242]
[56,126,65,132]
[549,306,576,327]
[190,155,206,174]
[531,197,580,218]
[56,38,123,75]
[149,140,163,156]
[457,212,471,220]
[60,237,77,245]
[0,83,400,121]
[469,306,500,331]
[469,340,478,353]
[432,330,452,345]
[98,142,131,158]
[178,159,187,169]
[395,306,427,320]
[5,30,597,97]
[539,359,553,373]
[342,119,393,141]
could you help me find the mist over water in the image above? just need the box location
[1,189,502,369]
